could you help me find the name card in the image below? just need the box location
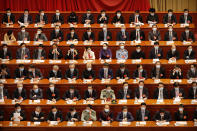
[117,59,126,63]
[83,121,93,126]
[34,122,40,125]
[83,100,94,104]
[175,121,187,126]
[152,59,160,64]
[166,41,174,45]
[32,60,45,63]
[116,41,125,45]
[154,79,160,83]
[67,121,75,126]
[183,41,192,45]
[114,23,124,27]
[156,121,169,126]
[66,100,76,104]
[132,59,141,63]
[191,99,197,104]
[117,79,125,83]
[118,99,127,104]
[136,121,146,126]
[156,99,164,104]
[84,24,91,27]
[119,122,130,126]
[180,24,189,27]
[100,41,109,45]
[16,60,31,63]
[33,41,43,45]
[185,59,196,64]
[50,121,58,125]
[83,79,92,83]
[67,40,78,45]
[102,121,110,126]
[49,60,62,64]
[17,41,30,44]
[0,79,6,83]
[173,97,181,104]
[101,79,110,83]
[46,100,56,104]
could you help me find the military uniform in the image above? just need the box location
[100,89,116,99]
[81,109,97,121]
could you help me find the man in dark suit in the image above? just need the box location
[18,9,32,24]
[151,61,166,79]
[148,25,161,41]
[35,9,48,24]
[84,85,97,101]
[99,63,113,79]
[174,104,188,121]
[131,45,145,59]
[66,27,78,41]
[193,108,197,121]
[62,86,81,101]
[188,82,197,99]
[99,105,114,122]
[82,9,94,24]
[180,26,195,42]
[166,45,180,60]
[153,82,169,99]
[0,64,10,79]
[67,12,78,24]
[0,44,12,59]
[51,10,64,25]
[31,106,45,122]
[164,25,178,41]
[149,42,163,59]
[187,64,197,79]
[65,64,79,80]
[48,43,63,59]
[34,27,48,41]
[65,44,79,60]
[146,8,159,24]
[16,43,30,59]
[33,44,46,59]
[129,10,143,24]
[17,26,30,41]
[153,108,171,121]
[0,82,9,99]
[14,64,28,79]
[116,106,134,122]
[2,8,15,24]
[13,83,27,101]
[82,27,95,42]
[133,65,147,79]
[65,107,80,121]
[184,45,195,59]
[163,9,177,24]
[47,106,63,123]
[136,103,151,121]
[179,9,192,24]
[97,10,109,24]
[116,63,130,80]
[117,82,132,99]
[0,110,3,121]
[28,65,43,79]
[112,10,124,24]
[46,83,60,101]
[10,104,26,121]
[29,85,43,100]
[82,63,95,80]
[48,65,62,79]
[170,82,185,99]
[134,81,149,99]
[170,65,183,79]
[116,26,129,41]
[130,25,145,41]
[98,24,112,41]
[50,25,64,42]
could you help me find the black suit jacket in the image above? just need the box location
[0,68,10,79]
[48,70,62,79]
[0,49,12,59]
[2,14,15,23]
[97,14,109,24]
[81,14,94,24]
[99,111,114,121]
[188,87,197,99]
[62,90,81,100]
[179,15,192,23]
[65,49,79,60]
[116,31,129,41]
[153,111,171,121]
[13,88,27,100]
[174,110,188,121]
[50,30,64,41]
[134,87,149,99]
[117,89,132,99]
[82,69,95,79]
[10,110,26,121]
[14,68,28,79]
[46,88,60,101]
[111,16,124,24]
[66,33,78,41]
[67,15,78,23]
[33,49,46,59]
[47,111,63,121]
[35,14,48,24]
[116,68,130,79]
[28,69,43,79]
[1,88,9,99]
[29,88,43,100]
[18,14,32,24]
[84,89,97,100]
[170,71,183,79]
[65,112,80,121]
[82,32,95,41]
[184,50,195,59]
[31,111,45,122]
[193,110,197,120]
[65,69,79,79]
[170,88,185,98]
[164,31,178,41]
[136,109,151,121]
[130,30,145,41]
[48,48,63,59]
[98,30,112,41]
[166,50,180,60]
[129,14,143,23]
[0,110,3,121]
[131,51,145,59]
[151,67,166,78]
[163,14,177,24]
[133,69,147,79]
[153,88,169,99]
[51,14,64,24]
[149,48,163,59]
[180,31,195,42]
[146,14,159,23]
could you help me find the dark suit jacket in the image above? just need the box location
[174,110,188,121]
[129,14,143,23]
[131,51,145,59]
[166,50,180,60]
[2,14,15,23]
[99,111,114,121]
[35,14,48,24]
[146,14,159,23]
[14,68,28,79]
[67,15,78,23]
[65,69,79,79]
[13,88,27,100]
[16,48,30,59]
[153,88,169,99]
[117,89,132,99]
[134,87,149,99]
[17,32,30,41]
[0,49,12,59]
[193,110,197,120]
[99,68,113,79]
[188,87,197,99]
[116,112,134,122]
[116,68,130,79]
[50,30,64,41]
[47,111,63,121]
[133,69,147,79]
[163,14,177,24]
[151,67,166,78]
[65,112,80,121]
[170,71,183,79]
[111,16,125,24]
[84,89,97,100]
[33,49,46,59]
[153,111,171,121]
[10,110,26,121]
[116,31,129,41]
[130,30,145,41]
[31,111,45,122]
[187,69,197,79]
[46,88,60,101]
[0,68,10,78]
[51,14,64,24]
[65,49,79,60]
[0,110,3,121]
[48,48,63,59]
[180,31,195,42]
[29,88,43,100]
[149,48,163,59]
[62,90,81,100]
[82,69,95,79]
[98,31,112,41]
[136,109,151,121]
[18,14,32,24]
[48,70,62,79]
[148,31,161,41]
[179,15,192,23]
[170,88,185,98]
[97,14,109,24]
[81,14,94,24]
[184,50,195,59]
[82,32,95,41]
[28,69,43,79]
[1,88,9,99]
[164,31,178,41]
[66,33,78,41]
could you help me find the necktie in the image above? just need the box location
[135,16,138,23]
[70,70,73,78]
[141,110,145,121]
[33,71,35,78]
[140,88,143,99]
[57,15,59,21]
[175,88,179,97]
[194,87,196,99]
[20,70,22,77]
[184,15,187,24]
[155,49,158,56]
[4,51,7,58]
[156,68,160,78]
[8,16,10,23]
[0,91,3,99]
[123,90,127,99]
[168,16,171,23]
[186,32,189,41]
[169,31,173,41]
[104,31,107,41]
[38,50,41,59]
[136,31,140,41]
[40,15,43,21]
[21,49,25,59]
[139,71,142,78]
[104,69,108,79]
[158,89,163,99]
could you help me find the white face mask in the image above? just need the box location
[70,68,74,72]
[37,31,41,34]
[87,32,91,35]
[141,107,145,110]
[21,30,25,33]
[70,90,74,93]
[117,13,121,17]
[70,48,74,52]
[123,111,127,115]
[156,65,160,68]
[124,86,128,90]
[153,28,157,31]
[24,14,28,17]
[34,89,39,93]
[87,68,91,71]
[104,109,109,112]
[3,48,7,52]
[184,13,188,16]
[185,30,189,33]
[7,13,11,16]
[136,49,141,52]
[188,49,192,52]
[16,109,21,112]
[103,46,107,50]
[121,29,125,32]
[168,13,172,16]
[22,47,26,50]
[139,86,143,89]
[53,111,57,114]
[41,13,44,16]
[55,29,60,32]
[103,28,107,31]
[0,86,4,90]
[179,108,183,112]
[101,13,105,17]
[136,29,140,31]
[154,46,159,49]
[71,32,74,34]
[172,48,176,52]
[56,13,60,16]
[120,46,124,49]
[88,89,92,92]
[50,86,54,91]
[150,13,154,16]
[169,29,173,32]
[18,87,23,90]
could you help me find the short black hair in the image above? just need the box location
[51,106,57,109]
[141,102,146,106]
[122,106,128,110]
[6,8,11,11]
[70,27,75,31]
[87,104,92,109]
[159,108,165,113]
[2,44,8,48]
[24,9,29,12]
[184,9,189,12]
[15,104,21,108]
[154,42,159,45]
[38,27,43,31]
[19,64,24,67]
[135,10,140,13]
[120,63,125,68]
[149,8,155,13]
[168,9,173,12]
